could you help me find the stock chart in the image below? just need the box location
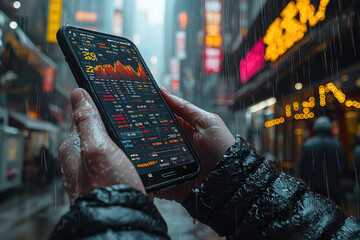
[94,61,148,81]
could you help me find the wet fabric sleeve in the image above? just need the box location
[48,185,170,240]
[183,135,360,239]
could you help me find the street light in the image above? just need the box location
[9,21,18,29]
[249,97,277,113]
[295,82,303,90]
[13,1,21,9]
[341,75,349,82]
[356,78,360,88]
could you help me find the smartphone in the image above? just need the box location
[57,26,201,192]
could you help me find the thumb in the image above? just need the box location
[161,87,213,129]
[71,88,109,152]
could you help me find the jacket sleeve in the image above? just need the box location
[183,135,360,239]
[48,185,170,240]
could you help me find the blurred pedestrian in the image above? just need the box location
[299,116,348,205]
[35,145,54,185]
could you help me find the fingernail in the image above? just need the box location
[71,89,85,109]
[161,87,172,95]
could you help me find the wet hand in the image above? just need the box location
[59,88,145,204]
[155,88,235,203]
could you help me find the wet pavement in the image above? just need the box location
[0,180,68,240]
[0,179,222,240]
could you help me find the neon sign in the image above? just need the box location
[264,0,330,62]
[203,0,223,74]
[203,47,223,74]
[265,83,360,128]
[47,0,63,43]
[240,38,265,83]
[204,0,222,48]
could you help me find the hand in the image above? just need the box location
[59,88,145,204]
[155,88,235,203]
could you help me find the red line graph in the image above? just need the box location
[94,61,148,81]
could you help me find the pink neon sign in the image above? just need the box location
[240,37,265,84]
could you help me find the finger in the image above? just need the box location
[161,87,213,129]
[175,115,195,145]
[71,88,110,153]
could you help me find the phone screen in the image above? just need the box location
[65,29,197,178]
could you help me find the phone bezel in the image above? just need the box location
[56,25,201,192]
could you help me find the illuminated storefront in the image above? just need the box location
[231,0,360,172]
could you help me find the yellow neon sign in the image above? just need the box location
[47,0,63,43]
[265,83,360,128]
[265,117,285,128]
[264,0,330,62]
[206,12,221,25]
[205,35,222,47]
[204,4,222,47]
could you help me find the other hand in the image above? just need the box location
[155,88,235,203]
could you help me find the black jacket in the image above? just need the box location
[299,132,348,201]
[49,136,360,239]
